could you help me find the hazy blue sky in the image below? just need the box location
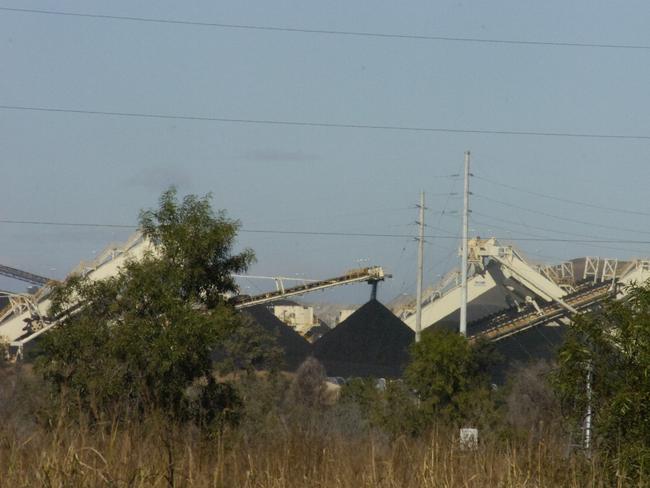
[1,1,649,303]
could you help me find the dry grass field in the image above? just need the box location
[0,358,645,487]
[0,418,634,487]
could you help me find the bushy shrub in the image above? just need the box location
[405,331,501,427]
[339,378,422,438]
[504,360,560,439]
[553,282,650,481]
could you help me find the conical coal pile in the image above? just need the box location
[244,305,312,370]
[313,299,414,378]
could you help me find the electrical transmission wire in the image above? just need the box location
[469,173,650,254]
[2,6,649,50]
[246,206,413,227]
[394,238,418,297]
[471,210,610,241]
[1,104,650,141]
[423,161,464,277]
[472,193,650,236]
[241,229,457,239]
[0,218,137,229]
[474,174,650,217]
[430,164,463,225]
[471,217,650,256]
[1,217,650,244]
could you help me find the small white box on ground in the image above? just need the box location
[459,428,478,450]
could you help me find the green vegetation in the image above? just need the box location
[0,190,648,486]
[36,188,259,418]
[404,331,501,427]
[553,282,650,481]
[0,337,7,366]
[339,377,422,437]
[0,413,615,487]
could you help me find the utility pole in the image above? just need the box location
[583,360,593,457]
[460,151,470,336]
[415,191,425,342]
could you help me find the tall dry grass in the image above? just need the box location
[0,417,632,487]
[1,364,645,487]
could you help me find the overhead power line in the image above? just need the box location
[1,6,649,50]
[215,229,650,244]
[243,229,447,239]
[0,217,649,244]
[0,218,136,229]
[471,210,605,240]
[472,193,650,236]
[474,174,650,217]
[1,104,649,141]
[471,216,650,256]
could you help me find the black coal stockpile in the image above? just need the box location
[244,305,312,370]
[304,321,330,343]
[313,299,414,378]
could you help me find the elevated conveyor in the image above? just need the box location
[0,234,153,356]
[0,232,389,358]
[470,281,612,343]
[403,237,575,333]
[468,259,650,343]
[0,264,52,286]
[403,270,499,331]
[405,237,650,342]
[232,267,388,308]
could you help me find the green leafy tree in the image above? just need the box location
[139,189,254,309]
[339,378,422,437]
[37,188,258,418]
[374,381,423,437]
[216,314,283,374]
[405,330,499,426]
[553,282,650,480]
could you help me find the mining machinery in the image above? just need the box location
[0,233,389,359]
[402,237,650,342]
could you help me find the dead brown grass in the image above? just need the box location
[0,417,635,488]
[1,364,644,487]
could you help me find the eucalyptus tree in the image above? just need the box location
[37,188,263,418]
